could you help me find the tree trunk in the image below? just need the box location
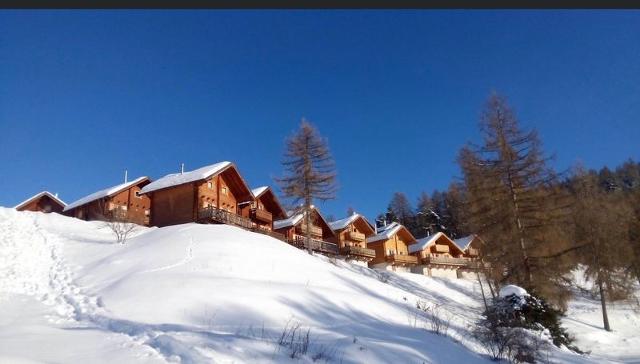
[598,279,611,331]
[477,271,489,311]
[304,199,312,255]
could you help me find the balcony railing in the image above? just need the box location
[198,206,254,230]
[385,253,418,265]
[298,224,323,238]
[347,231,366,242]
[252,227,286,241]
[341,245,376,258]
[467,248,479,257]
[421,255,470,266]
[251,208,273,223]
[289,235,339,255]
[434,244,450,253]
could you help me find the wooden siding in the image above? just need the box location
[149,183,195,227]
[367,232,416,267]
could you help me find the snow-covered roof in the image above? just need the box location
[64,177,148,212]
[408,232,445,253]
[367,222,406,243]
[14,191,66,210]
[140,161,232,195]
[408,232,463,254]
[453,235,475,251]
[328,213,360,231]
[251,186,269,198]
[273,212,304,230]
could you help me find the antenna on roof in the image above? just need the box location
[124,169,128,183]
[180,163,185,175]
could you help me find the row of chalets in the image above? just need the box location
[14,161,484,278]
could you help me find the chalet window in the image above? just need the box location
[145,210,150,216]
[135,191,142,199]
[221,186,228,195]
[207,181,214,189]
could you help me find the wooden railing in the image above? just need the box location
[435,244,450,253]
[299,224,323,238]
[198,206,254,229]
[289,235,339,255]
[467,248,479,256]
[341,245,376,258]
[251,208,273,223]
[347,231,366,241]
[421,255,470,266]
[253,227,286,241]
[386,253,418,265]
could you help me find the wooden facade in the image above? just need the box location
[366,222,418,269]
[14,191,66,214]
[274,207,338,255]
[246,186,287,232]
[63,177,151,226]
[328,214,377,261]
[141,162,255,229]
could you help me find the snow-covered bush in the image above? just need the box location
[473,285,579,362]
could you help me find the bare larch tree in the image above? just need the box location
[276,119,337,253]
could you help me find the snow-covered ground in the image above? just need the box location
[0,207,637,363]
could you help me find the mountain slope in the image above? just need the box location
[0,207,635,363]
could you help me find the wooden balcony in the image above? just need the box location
[467,248,479,257]
[289,235,338,255]
[347,231,366,242]
[434,244,450,253]
[298,223,323,238]
[385,253,418,265]
[341,245,376,259]
[251,208,273,223]
[421,255,469,266]
[198,206,254,230]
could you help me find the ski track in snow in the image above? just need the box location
[0,213,207,364]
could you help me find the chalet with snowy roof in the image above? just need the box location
[366,222,418,272]
[273,206,338,255]
[63,177,151,226]
[454,234,483,259]
[327,213,377,263]
[14,191,66,214]
[140,162,254,228]
[409,232,474,278]
[246,186,287,232]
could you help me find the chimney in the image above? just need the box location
[180,163,185,175]
[124,169,128,183]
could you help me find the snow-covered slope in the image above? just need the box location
[0,207,636,363]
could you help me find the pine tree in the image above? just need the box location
[458,93,574,305]
[415,191,436,237]
[276,119,337,253]
[571,167,635,331]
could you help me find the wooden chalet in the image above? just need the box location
[453,234,483,260]
[327,213,377,262]
[366,222,418,271]
[139,162,255,228]
[14,191,66,213]
[409,232,482,278]
[247,186,287,233]
[63,177,151,226]
[273,206,338,256]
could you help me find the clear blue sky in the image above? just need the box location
[1,10,639,222]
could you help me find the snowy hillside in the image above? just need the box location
[0,208,637,363]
